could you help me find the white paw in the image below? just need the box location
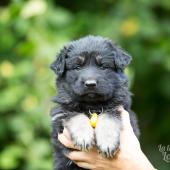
[95,114,121,158]
[65,114,95,151]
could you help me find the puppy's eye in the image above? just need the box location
[96,56,102,65]
[100,66,109,70]
[74,65,81,70]
[78,56,85,65]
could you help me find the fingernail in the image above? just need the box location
[117,105,123,111]
[63,128,71,140]
[58,133,64,141]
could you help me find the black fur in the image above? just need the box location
[51,35,139,170]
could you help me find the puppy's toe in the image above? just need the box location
[97,141,119,158]
[73,135,95,151]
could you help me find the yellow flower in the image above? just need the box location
[22,95,38,111]
[0,61,14,78]
[121,18,139,37]
[0,8,10,22]
[21,0,47,18]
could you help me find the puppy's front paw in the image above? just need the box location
[95,114,121,158]
[65,114,94,151]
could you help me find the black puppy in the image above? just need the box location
[50,35,139,170]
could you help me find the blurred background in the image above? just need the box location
[0,0,170,169]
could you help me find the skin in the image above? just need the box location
[58,106,156,170]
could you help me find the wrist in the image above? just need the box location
[136,152,156,170]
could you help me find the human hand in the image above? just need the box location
[58,106,156,170]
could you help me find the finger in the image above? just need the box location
[75,162,94,169]
[66,151,91,162]
[58,133,75,149]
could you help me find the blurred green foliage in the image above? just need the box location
[0,0,170,169]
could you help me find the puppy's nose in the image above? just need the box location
[85,80,97,87]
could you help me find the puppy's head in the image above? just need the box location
[51,35,131,103]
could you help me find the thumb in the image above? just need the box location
[118,106,134,133]
[118,106,141,148]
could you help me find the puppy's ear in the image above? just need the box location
[115,47,132,70]
[50,47,68,77]
[107,40,132,70]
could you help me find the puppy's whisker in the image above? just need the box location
[89,109,93,115]
[66,160,72,167]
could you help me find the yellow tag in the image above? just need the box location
[90,113,98,128]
